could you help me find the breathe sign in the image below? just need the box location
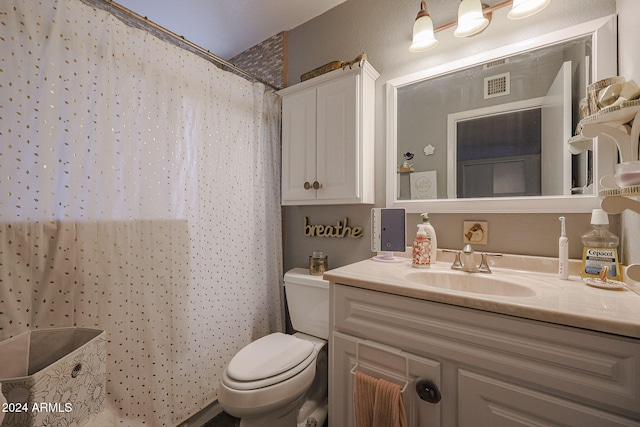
[304,217,363,239]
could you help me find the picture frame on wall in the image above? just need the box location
[410,171,437,200]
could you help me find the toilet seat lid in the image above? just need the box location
[226,332,315,382]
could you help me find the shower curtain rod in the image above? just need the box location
[96,0,280,91]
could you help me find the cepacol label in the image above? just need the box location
[586,249,615,258]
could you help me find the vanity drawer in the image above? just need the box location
[332,284,640,417]
[458,370,640,427]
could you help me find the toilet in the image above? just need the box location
[218,268,329,427]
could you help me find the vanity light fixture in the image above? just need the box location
[410,0,551,52]
[454,0,490,37]
[410,1,439,52]
[508,0,551,19]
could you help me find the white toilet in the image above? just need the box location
[218,268,329,427]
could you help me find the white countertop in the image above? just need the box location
[324,254,640,340]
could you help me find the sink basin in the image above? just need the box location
[404,270,537,297]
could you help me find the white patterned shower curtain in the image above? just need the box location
[0,0,283,425]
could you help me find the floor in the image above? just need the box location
[203,411,239,427]
[203,411,329,427]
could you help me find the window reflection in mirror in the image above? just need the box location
[457,108,542,198]
[396,35,591,201]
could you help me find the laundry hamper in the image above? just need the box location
[0,327,106,427]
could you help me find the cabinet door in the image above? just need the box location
[316,74,359,201]
[331,331,442,427]
[281,88,317,203]
[459,370,640,427]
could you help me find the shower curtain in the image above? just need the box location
[0,0,283,425]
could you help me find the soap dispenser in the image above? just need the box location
[412,213,437,268]
[421,213,437,263]
[412,222,430,268]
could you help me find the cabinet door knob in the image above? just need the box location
[303,181,322,190]
[416,378,441,404]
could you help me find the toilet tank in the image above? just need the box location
[284,268,330,340]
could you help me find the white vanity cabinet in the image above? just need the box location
[278,61,378,205]
[329,283,640,427]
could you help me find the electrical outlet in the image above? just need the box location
[463,221,488,245]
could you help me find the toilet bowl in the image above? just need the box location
[218,269,329,427]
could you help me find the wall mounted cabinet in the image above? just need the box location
[278,61,379,205]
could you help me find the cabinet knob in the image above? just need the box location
[416,378,441,404]
[304,181,322,190]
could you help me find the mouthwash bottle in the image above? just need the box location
[581,209,621,281]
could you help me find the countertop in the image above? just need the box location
[324,254,640,340]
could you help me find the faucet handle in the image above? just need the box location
[478,252,503,273]
[443,249,463,270]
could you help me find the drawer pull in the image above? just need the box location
[416,378,441,404]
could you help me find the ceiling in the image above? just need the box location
[114,0,348,60]
[112,0,513,61]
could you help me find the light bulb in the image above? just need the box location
[454,0,489,38]
[508,0,551,19]
[410,1,439,52]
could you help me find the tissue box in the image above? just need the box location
[0,327,106,427]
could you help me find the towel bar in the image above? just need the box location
[349,340,410,393]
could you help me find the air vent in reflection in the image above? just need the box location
[484,72,510,99]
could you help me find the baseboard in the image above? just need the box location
[177,400,223,427]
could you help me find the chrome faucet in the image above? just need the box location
[444,245,502,273]
[461,244,477,272]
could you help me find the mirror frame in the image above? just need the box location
[386,15,617,213]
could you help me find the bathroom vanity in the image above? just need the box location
[325,256,640,426]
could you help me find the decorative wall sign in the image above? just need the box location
[304,217,363,238]
[463,220,489,245]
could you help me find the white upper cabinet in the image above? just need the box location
[278,61,379,205]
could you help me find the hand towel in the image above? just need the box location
[354,372,408,427]
[354,372,378,427]
[373,377,408,427]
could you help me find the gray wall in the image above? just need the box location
[283,0,632,272]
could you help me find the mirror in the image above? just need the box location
[371,208,406,262]
[386,16,617,213]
